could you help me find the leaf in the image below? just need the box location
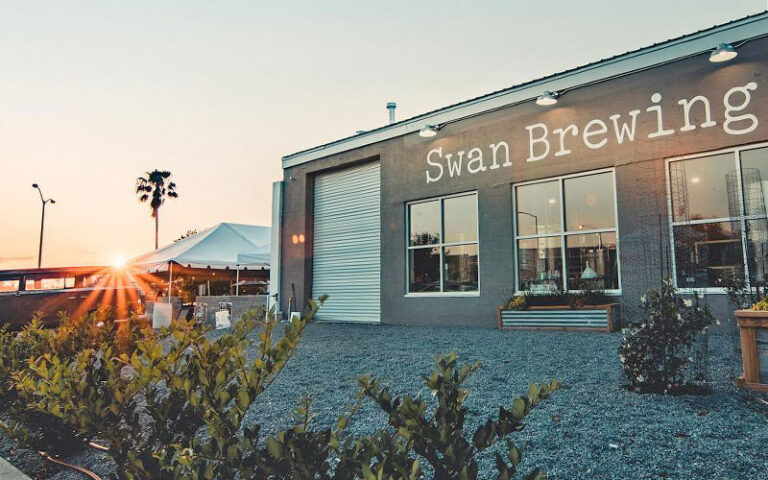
[511,398,526,420]
[266,437,283,459]
[237,390,250,411]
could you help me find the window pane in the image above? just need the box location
[564,172,615,231]
[566,232,619,290]
[746,219,768,285]
[409,247,440,292]
[409,201,441,246]
[740,147,768,217]
[25,277,66,291]
[444,195,478,243]
[669,154,735,222]
[517,237,563,291]
[515,181,561,236]
[443,244,478,292]
[673,221,743,288]
[0,280,19,292]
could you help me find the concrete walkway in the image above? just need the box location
[0,457,31,480]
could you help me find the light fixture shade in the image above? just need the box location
[419,125,438,137]
[536,91,558,106]
[709,43,737,63]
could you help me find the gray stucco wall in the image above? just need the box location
[279,37,768,330]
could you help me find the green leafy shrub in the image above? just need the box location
[353,352,558,480]
[254,353,559,480]
[6,297,558,480]
[618,279,716,393]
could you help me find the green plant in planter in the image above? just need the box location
[506,296,526,311]
[752,294,768,311]
[618,279,716,393]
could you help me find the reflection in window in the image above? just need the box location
[444,244,479,292]
[409,248,440,292]
[514,171,619,292]
[566,232,619,290]
[516,181,561,236]
[673,222,743,288]
[564,173,616,231]
[444,195,478,243]
[409,201,441,246]
[747,219,768,285]
[23,277,76,291]
[0,280,19,292]
[407,193,479,294]
[518,237,563,291]
[670,147,768,289]
[741,148,768,217]
[669,153,734,222]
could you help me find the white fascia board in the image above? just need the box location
[282,13,768,169]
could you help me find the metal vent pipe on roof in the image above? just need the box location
[386,102,396,124]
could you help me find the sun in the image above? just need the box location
[112,256,127,269]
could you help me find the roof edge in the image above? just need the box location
[282,11,768,169]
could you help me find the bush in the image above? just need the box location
[350,352,559,480]
[618,280,716,393]
[254,353,559,480]
[0,309,147,456]
[4,298,559,480]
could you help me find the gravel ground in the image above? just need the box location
[2,323,767,479]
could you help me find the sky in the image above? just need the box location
[1,0,765,269]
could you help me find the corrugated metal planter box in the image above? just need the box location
[735,309,768,392]
[497,304,619,332]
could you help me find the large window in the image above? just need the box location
[514,170,619,292]
[669,145,768,289]
[24,276,76,291]
[407,192,479,294]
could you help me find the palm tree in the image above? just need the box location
[136,170,178,249]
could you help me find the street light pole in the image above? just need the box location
[32,184,55,268]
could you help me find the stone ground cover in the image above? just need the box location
[2,323,767,479]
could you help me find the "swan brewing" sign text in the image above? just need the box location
[424,81,760,184]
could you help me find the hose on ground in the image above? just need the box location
[38,450,102,480]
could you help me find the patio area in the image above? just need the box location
[2,323,767,479]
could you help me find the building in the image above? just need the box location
[0,265,143,327]
[272,12,768,328]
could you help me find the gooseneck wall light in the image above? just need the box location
[709,42,738,63]
[536,90,559,106]
[419,124,440,138]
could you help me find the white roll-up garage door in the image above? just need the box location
[312,162,381,322]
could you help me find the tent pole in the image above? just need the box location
[168,262,172,302]
[235,265,240,296]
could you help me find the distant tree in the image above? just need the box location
[135,170,178,250]
[175,229,198,242]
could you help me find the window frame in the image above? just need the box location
[666,142,768,294]
[405,191,480,297]
[513,168,622,295]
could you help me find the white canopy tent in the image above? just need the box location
[130,223,270,298]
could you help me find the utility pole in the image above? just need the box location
[32,183,55,268]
